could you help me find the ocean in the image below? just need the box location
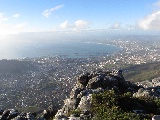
[0,41,121,59]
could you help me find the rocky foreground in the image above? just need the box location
[1,70,160,120]
[55,70,160,120]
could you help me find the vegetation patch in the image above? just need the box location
[91,90,160,120]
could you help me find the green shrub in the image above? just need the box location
[91,90,153,120]
[69,108,81,117]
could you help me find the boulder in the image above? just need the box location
[77,73,90,87]
[87,76,103,89]
[77,94,92,111]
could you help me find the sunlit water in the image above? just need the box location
[0,41,121,59]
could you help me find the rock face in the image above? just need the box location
[133,78,160,99]
[0,109,36,120]
[54,70,143,120]
[0,105,56,120]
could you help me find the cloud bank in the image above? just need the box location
[60,20,89,31]
[138,11,160,30]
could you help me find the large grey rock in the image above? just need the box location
[54,70,135,120]
[77,94,92,111]
[77,73,90,87]
[87,76,103,89]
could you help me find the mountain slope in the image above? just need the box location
[123,62,160,82]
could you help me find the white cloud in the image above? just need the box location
[50,4,64,11]
[13,14,20,18]
[60,20,71,29]
[75,20,88,29]
[42,4,64,18]
[109,22,122,29]
[42,9,51,18]
[0,13,8,21]
[138,11,160,30]
[60,20,89,31]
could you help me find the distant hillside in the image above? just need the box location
[123,62,160,82]
[0,59,37,74]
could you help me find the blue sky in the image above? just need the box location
[0,0,160,36]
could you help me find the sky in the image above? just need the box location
[0,0,160,37]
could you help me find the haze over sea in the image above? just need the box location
[0,0,160,60]
[0,40,121,60]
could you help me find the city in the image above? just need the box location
[0,36,160,114]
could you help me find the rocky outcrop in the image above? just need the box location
[0,109,36,120]
[0,105,56,120]
[54,70,144,120]
[54,69,160,120]
[133,77,160,99]
[133,87,160,99]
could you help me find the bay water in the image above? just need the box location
[0,41,121,59]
